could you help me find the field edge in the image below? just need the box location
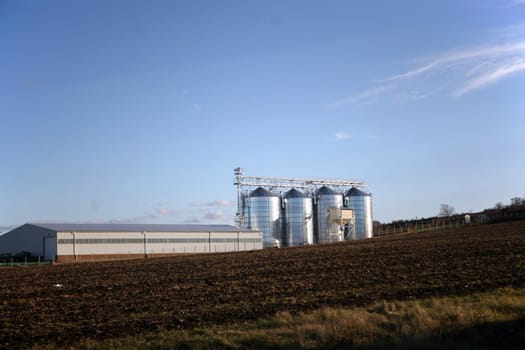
[49,286,525,350]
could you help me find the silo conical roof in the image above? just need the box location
[316,186,337,196]
[285,189,306,198]
[347,187,370,197]
[250,187,274,197]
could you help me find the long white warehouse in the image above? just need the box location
[0,223,262,263]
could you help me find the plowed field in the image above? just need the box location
[1,221,525,348]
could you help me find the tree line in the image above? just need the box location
[374,194,525,236]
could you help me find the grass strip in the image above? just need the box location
[39,286,525,350]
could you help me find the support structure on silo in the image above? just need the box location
[234,167,245,227]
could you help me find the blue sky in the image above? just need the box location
[1,0,525,232]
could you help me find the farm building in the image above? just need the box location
[234,168,373,247]
[0,223,263,263]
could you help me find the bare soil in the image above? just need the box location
[1,221,524,348]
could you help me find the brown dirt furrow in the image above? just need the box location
[0,220,524,348]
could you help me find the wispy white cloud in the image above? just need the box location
[454,59,525,97]
[335,132,352,140]
[202,210,229,221]
[211,199,232,207]
[156,208,181,216]
[191,199,232,207]
[384,42,525,82]
[192,103,202,110]
[329,27,525,107]
[380,42,525,100]
[185,200,235,223]
[328,85,394,108]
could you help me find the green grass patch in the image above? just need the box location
[47,286,525,350]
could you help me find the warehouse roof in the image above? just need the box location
[27,223,257,233]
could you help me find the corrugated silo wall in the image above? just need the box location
[283,191,314,247]
[345,189,373,239]
[246,188,281,247]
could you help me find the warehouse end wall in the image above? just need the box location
[0,224,56,258]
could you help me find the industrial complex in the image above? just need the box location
[234,168,373,248]
[0,168,372,262]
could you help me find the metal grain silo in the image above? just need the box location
[345,188,373,239]
[283,189,314,247]
[315,186,343,244]
[246,187,281,248]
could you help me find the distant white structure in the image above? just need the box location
[0,223,262,263]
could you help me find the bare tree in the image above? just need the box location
[439,204,455,217]
[494,202,505,209]
[510,197,525,207]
